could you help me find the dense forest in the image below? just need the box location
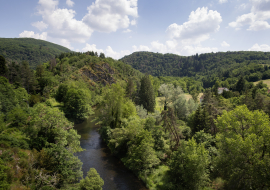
[0,51,141,189]
[121,51,270,88]
[1,47,270,190]
[0,38,71,69]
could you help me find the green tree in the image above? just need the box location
[0,158,10,190]
[139,74,156,113]
[167,138,209,190]
[36,144,83,186]
[20,61,38,93]
[191,106,210,134]
[149,75,160,97]
[98,84,136,129]
[99,52,105,59]
[215,105,270,189]
[173,94,198,120]
[6,107,29,129]
[0,55,7,76]
[0,76,18,114]
[235,76,246,94]
[125,78,135,100]
[63,88,92,121]
[161,107,181,147]
[190,89,199,102]
[158,83,183,110]
[0,76,28,114]
[29,104,83,153]
[108,117,143,157]
[79,168,104,190]
[213,80,221,95]
[55,83,69,102]
[122,130,160,174]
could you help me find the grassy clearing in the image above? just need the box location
[254,79,270,88]
[156,97,164,112]
[183,93,204,102]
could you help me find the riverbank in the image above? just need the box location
[74,116,148,190]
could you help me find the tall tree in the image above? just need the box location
[160,107,182,149]
[139,74,156,113]
[235,76,246,94]
[8,61,21,85]
[20,61,37,93]
[191,106,210,134]
[215,105,270,189]
[125,77,135,100]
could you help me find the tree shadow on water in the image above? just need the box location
[99,142,148,190]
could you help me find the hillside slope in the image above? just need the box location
[0,38,71,68]
[120,51,270,88]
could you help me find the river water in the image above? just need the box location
[74,116,148,190]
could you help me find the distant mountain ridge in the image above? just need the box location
[120,51,270,88]
[0,38,71,68]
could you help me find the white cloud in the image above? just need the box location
[105,46,131,59]
[229,13,255,30]
[81,44,131,59]
[159,7,221,56]
[181,45,218,56]
[82,43,104,54]
[123,29,132,33]
[19,31,47,40]
[248,20,270,30]
[32,21,48,31]
[229,0,270,31]
[132,45,151,52]
[150,41,217,56]
[151,41,168,53]
[221,41,230,47]
[57,39,74,49]
[35,0,93,44]
[166,7,222,44]
[248,43,270,51]
[131,19,137,25]
[238,3,248,10]
[82,0,138,33]
[166,40,178,50]
[251,0,270,12]
[66,0,74,7]
[219,0,228,4]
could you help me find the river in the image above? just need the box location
[74,116,148,190]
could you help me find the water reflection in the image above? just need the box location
[74,117,148,190]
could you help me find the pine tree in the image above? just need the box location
[192,106,210,134]
[139,74,156,113]
[235,76,246,94]
[99,52,105,58]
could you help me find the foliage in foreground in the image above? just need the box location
[79,168,104,190]
[215,105,270,189]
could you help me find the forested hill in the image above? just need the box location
[0,38,71,68]
[120,51,270,88]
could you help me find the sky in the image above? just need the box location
[1,0,270,59]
